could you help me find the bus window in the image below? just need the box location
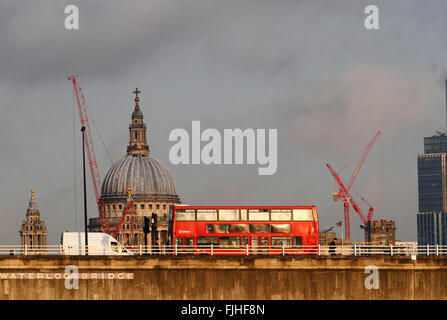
[228,224,249,233]
[249,224,269,233]
[271,209,291,221]
[197,210,218,221]
[271,236,292,248]
[294,236,303,248]
[292,209,314,221]
[219,209,240,221]
[207,224,229,233]
[197,236,218,246]
[176,238,183,245]
[248,209,269,221]
[241,236,248,246]
[176,209,196,221]
[270,224,291,233]
[219,237,240,247]
[241,209,248,221]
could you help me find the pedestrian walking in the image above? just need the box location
[329,238,338,256]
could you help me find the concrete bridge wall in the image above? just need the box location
[0,256,446,300]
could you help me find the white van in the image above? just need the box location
[60,232,134,255]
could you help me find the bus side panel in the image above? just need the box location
[290,221,319,254]
[173,221,198,241]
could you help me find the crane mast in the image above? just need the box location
[327,163,353,240]
[112,188,135,240]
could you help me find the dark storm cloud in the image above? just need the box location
[1,0,447,243]
[0,0,346,84]
[0,1,205,83]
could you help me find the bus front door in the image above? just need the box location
[260,237,269,255]
[251,237,258,255]
[176,237,185,254]
[186,237,194,255]
[176,237,194,254]
[251,237,269,255]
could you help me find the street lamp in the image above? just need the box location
[81,126,88,255]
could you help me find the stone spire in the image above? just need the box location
[19,189,47,250]
[127,88,149,155]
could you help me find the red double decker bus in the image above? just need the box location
[169,205,319,255]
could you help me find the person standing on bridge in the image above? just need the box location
[329,238,338,256]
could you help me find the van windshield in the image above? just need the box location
[111,241,125,253]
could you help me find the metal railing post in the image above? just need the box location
[318,244,320,256]
[211,244,213,256]
[175,243,177,256]
[427,244,430,256]
[436,244,439,256]
[390,245,393,256]
[246,244,249,256]
[24,244,27,256]
[139,244,142,255]
[354,244,357,256]
[282,244,285,256]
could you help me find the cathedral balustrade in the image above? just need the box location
[88,216,144,229]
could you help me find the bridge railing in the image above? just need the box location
[0,243,439,256]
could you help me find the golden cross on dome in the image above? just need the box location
[31,189,35,200]
[133,88,141,99]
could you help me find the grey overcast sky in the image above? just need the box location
[1,0,446,243]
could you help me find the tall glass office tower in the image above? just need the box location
[417,133,447,245]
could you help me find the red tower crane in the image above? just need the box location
[327,164,372,242]
[68,75,107,232]
[112,188,135,241]
[327,130,381,241]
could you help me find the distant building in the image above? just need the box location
[395,241,418,255]
[367,220,395,245]
[417,132,447,245]
[19,189,47,251]
[319,230,337,245]
[395,241,417,249]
